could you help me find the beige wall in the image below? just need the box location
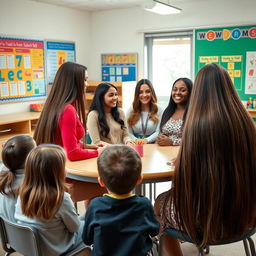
[0,0,90,114]
[89,0,256,80]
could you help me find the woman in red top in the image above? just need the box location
[34,62,105,200]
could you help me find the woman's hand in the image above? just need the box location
[97,145,107,155]
[84,143,104,150]
[157,134,172,146]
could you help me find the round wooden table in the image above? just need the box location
[66,144,179,201]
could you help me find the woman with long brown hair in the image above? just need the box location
[127,79,163,144]
[34,62,103,161]
[155,64,256,255]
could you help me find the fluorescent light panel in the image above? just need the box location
[144,0,181,15]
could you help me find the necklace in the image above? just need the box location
[140,112,150,138]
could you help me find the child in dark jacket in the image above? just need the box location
[82,145,159,256]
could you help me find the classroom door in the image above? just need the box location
[145,31,193,108]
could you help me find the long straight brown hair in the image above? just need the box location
[19,144,66,220]
[34,62,87,145]
[127,79,159,126]
[170,64,256,248]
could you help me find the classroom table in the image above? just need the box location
[66,144,179,202]
[247,109,256,118]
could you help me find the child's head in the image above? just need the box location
[20,144,66,220]
[24,144,66,185]
[97,145,142,195]
[2,135,36,172]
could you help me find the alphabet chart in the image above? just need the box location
[0,37,46,103]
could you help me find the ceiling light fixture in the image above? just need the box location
[143,0,181,15]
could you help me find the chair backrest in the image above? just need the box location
[0,216,42,256]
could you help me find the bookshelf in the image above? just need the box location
[86,81,123,110]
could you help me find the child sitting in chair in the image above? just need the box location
[82,145,159,256]
[15,144,87,256]
[0,135,36,222]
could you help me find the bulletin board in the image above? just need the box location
[0,37,46,103]
[45,40,76,85]
[195,25,256,100]
[101,53,137,82]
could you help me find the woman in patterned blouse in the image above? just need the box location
[157,78,193,146]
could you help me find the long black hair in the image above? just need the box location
[160,77,193,131]
[89,83,125,137]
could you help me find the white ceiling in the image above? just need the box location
[29,0,198,12]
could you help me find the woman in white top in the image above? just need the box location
[157,78,193,146]
[127,79,164,144]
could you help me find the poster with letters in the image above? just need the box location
[0,36,46,103]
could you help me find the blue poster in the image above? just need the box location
[46,41,76,85]
[101,53,137,82]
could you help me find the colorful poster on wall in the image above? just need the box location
[245,51,256,94]
[195,25,256,100]
[45,41,76,85]
[0,37,45,103]
[101,53,137,82]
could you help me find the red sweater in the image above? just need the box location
[56,104,98,161]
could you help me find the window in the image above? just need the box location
[144,31,193,198]
[145,31,193,108]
